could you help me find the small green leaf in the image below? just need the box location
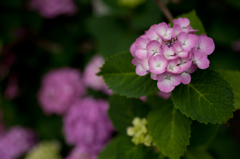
[183,148,214,159]
[109,94,150,134]
[99,136,159,159]
[218,70,240,110]
[172,69,235,124]
[175,10,206,35]
[99,51,158,98]
[148,100,192,159]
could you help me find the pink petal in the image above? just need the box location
[177,32,188,42]
[180,60,192,72]
[193,51,203,60]
[196,55,210,69]
[184,34,198,51]
[163,45,177,60]
[131,58,141,66]
[130,42,136,57]
[136,64,148,76]
[146,40,162,57]
[186,64,197,73]
[145,25,162,42]
[170,74,181,86]
[157,79,175,93]
[156,73,166,82]
[173,24,182,37]
[181,72,191,84]
[148,55,167,74]
[141,58,150,70]
[178,18,190,27]
[135,38,150,50]
[151,73,157,80]
[198,35,215,55]
[167,59,181,74]
[155,22,168,36]
[135,49,148,59]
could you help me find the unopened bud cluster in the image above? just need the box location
[127,117,153,147]
[130,18,215,93]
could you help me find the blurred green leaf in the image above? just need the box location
[98,51,158,98]
[172,69,235,124]
[109,94,150,134]
[189,121,219,149]
[99,136,159,159]
[88,16,138,58]
[182,148,214,159]
[218,70,240,110]
[131,0,162,30]
[148,101,191,159]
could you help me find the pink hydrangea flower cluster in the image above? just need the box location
[130,18,215,93]
[29,0,77,18]
[38,68,86,115]
[83,55,112,95]
[0,126,36,159]
[63,97,113,157]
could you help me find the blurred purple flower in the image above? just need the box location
[38,68,86,115]
[83,55,112,95]
[29,0,77,18]
[0,126,36,159]
[66,146,98,159]
[4,75,19,100]
[63,97,113,154]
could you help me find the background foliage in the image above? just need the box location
[1,0,240,158]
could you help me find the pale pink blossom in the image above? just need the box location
[129,18,214,93]
[83,55,112,95]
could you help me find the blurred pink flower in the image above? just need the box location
[66,146,98,159]
[0,126,36,159]
[63,97,113,154]
[29,0,77,18]
[38,68,86,115]
[83,55,112,95]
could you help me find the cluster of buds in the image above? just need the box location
[130,18,215,93]
[127,117,153,147]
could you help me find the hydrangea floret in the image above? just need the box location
[130,18,215,93]
[127,117,154,147]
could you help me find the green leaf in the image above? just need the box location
[148,100,192,159]
[99,51,158,98]
[109,94,150,134]
[98,137,121,159]
[172,69,235,124]
[99,136,159,159]
[218,70,240,110]
[175,10,206,35]
[87,17,138,58]
[182,148,214,159]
